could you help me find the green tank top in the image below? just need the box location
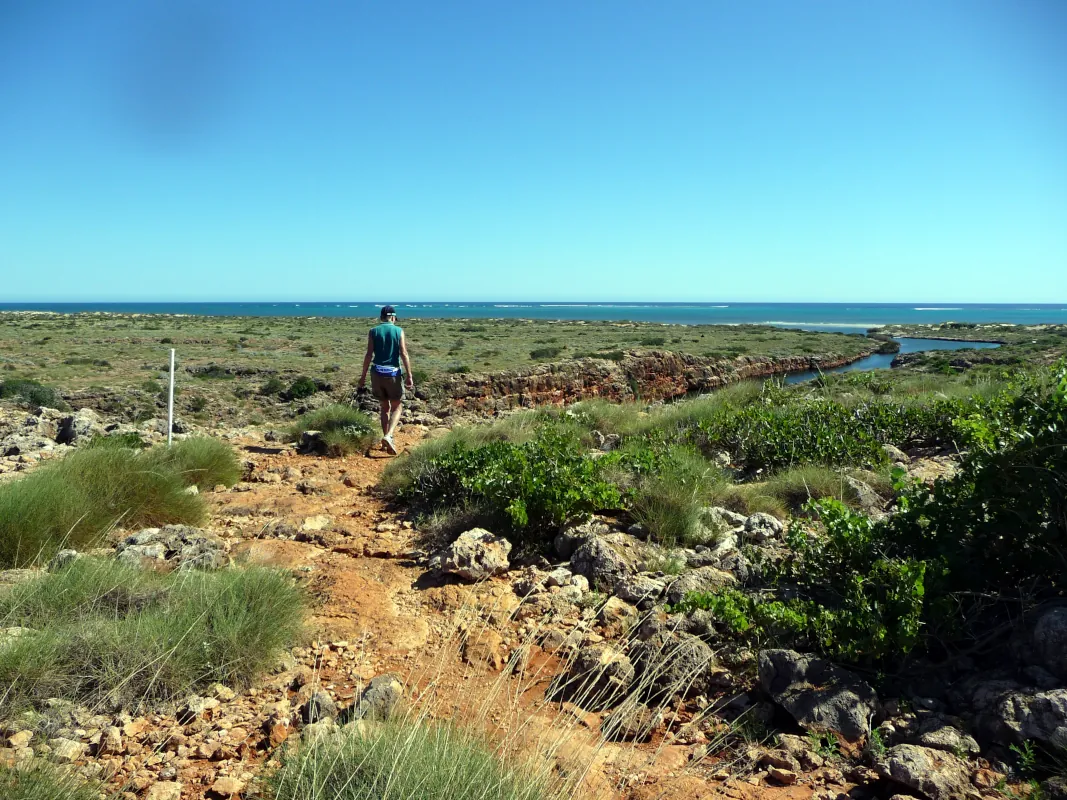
[370,323,402,369]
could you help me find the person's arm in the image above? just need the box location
[359,331,373,387]
[400,331,414,388]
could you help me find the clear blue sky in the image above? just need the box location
[1,0,1065,302]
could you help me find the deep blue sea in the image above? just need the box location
[1,302,1065,328]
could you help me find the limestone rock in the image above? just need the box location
[759,649,878,742]
[614,573,665,605]
[145,781,183,800]
[915,717,980,756]
[597,596,638,625]
[441,528,512,582]
[1026,607,1067,683]
[353,674,403,721]
[569,533,641,591]
[743,512,784,543]
[664,565,736,605]
[876,744,977,800]
[602,702,656,742]
[208,776,246,798]
[463,629,505,671]
[549,645,634,711]
[301,690,338,723]
[49,737,87,763]
[631,631,717,700]
[958,680,1067,748]
[553,520,608,560]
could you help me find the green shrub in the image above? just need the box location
[267,720,558,800]
[0,761,100,800]
[447,365,472,374]
[0,446,206,568]
[260,376,286,396]
[193,365,234,379]
[0,378,67,410]
[397,428,620,548]
[672,500,927,662]
[287,375,319,400]
[286,404,377,456]
[529,346,563,360]
[639,336,666,347]
[143,436,242,489]
[0,559,303,712]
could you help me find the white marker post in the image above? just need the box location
[167,348,176,447]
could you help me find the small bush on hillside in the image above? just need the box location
[267,720,558,800]
[0,559,303,712]
[260,376,286,396]
[286,404,377,456]
[193,364,234,380]
[0,378,67,410]
[143,436,242,489]
[0,446,206,568]
[529,346,563,360]
[398,428,620,548]
[0,761,99,800]
[287,375,318,400]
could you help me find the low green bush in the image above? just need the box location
[286,404,377,456]
[267,720,558,800]
[260,376,286,396]
[529,346,563,360]
[0,761,100,800]
[0,378,67,410]
[397,428,620,548]
[287,376,319,400]
[0,559,303,712]
[756,465,862,512]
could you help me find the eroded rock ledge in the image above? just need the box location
[440,348,874,412]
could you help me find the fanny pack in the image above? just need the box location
[373,365,401,377]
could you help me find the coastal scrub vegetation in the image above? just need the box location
[0,558,304,713]
[672,366,1067,667]
[0,437,241,568]
[267,720,559,800]
[387,364,1065,672]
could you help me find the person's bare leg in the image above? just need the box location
[379,400,390,436]
[385,399,403,439]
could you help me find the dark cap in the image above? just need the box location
[380,304,396,319]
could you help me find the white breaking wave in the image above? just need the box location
[914,307,962,311]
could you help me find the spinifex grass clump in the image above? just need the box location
[0,761,101,800]
[0,558,303,713]
[267,720,559,800]
[286,404,378,456]
[143,436,242,489]
[0,438,240,568]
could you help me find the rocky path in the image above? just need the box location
[181,428,852,800]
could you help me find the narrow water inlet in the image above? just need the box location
[783,337,1001,384]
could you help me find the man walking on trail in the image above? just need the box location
[359,305,413,455]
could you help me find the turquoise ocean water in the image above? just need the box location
[1,302,1065,328]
